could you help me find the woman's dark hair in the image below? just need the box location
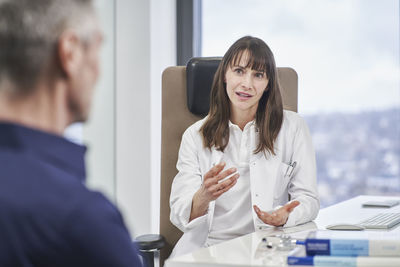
[200,36,283,155]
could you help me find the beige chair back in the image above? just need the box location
[160,66,298,266]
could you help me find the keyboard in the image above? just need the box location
[358,213,400,229]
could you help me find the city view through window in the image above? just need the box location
[201,0,400,207]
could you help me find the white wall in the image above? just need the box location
[150,0,177,236]
[115,0,150,237]
[83,0,116,200]
[115,0,176,236]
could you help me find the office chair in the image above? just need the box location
[138,57,298,267]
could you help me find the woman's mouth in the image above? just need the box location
[236,91,252,99]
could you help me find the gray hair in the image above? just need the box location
[0,0,96,93]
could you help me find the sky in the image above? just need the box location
[201,0,400,115]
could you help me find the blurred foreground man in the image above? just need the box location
[0,0,142,266]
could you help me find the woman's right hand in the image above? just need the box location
[189,162,239,222]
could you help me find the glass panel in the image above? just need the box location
[202,0,400,207]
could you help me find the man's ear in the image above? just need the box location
[57,31,82,78]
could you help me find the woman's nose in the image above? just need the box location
[241,73,252,89]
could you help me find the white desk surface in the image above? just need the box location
[165,195,400,267]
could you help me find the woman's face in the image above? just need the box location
[225,50,269,117]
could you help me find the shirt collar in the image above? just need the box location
[228,120,256,131]
[0,122,87,181]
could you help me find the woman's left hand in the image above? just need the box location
[253,201,300,226]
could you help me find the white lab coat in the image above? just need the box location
[169,110,319,257]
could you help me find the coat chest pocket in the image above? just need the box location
[273,162,294,200]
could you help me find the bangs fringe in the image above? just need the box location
[230,48,268,73]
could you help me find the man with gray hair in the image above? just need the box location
[0,0,142,266]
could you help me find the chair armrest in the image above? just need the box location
[136,234,166,251]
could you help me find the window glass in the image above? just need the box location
[202,0,400,207]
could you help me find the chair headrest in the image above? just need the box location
[186,57,222,116]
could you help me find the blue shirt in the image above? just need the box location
[0,122,142,267]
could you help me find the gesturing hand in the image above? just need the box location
[253,201,300,226]
[190,162,239,221]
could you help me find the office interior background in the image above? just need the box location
[64,0,400,238]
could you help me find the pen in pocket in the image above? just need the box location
[285,161,297,177]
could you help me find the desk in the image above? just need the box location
[165,195,400,267]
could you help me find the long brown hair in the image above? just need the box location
[200,36,283,155]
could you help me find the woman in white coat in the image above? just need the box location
[170,36,319,257]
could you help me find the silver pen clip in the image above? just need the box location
[285,161,297,177]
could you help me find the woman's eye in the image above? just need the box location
[255,72,264,78]
[234,68,243,74]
